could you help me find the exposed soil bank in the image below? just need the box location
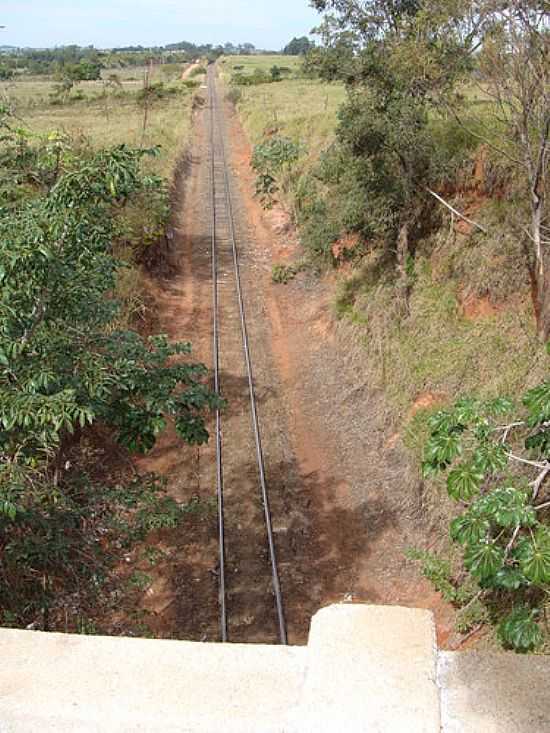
[132,75,458,646]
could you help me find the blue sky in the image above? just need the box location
[1,1,321,50]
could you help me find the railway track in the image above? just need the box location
[207,67,287,645]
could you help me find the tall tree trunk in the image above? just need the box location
[396,219,411,315]
[533,192,550,341]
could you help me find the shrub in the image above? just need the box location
[251,136,301,207]
[271,261,306,284]
[226,87,242,106]
[418,377,550,652]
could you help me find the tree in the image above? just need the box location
[283,36,314,55]
[312,1,549,336]
[308,0,476,305]
[447,2,549,339]
[238,42,256,55]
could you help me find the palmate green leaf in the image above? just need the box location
[523,381,550,425]
[450,512,490,545]
[464,541,504,581]
[424,430,462,467]
[519,531,550,585]
[447,463,484,501]
[497,607,543,652]
[525,429,550,458]
[427,409,457,434]
[452,397,481,425]
[472,443,508,475]
[486,396,514,417]
[474,487,536,529]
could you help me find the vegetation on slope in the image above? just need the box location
[0,69,216,631]
[227,0,549,650]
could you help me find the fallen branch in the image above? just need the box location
[507,452,547,470]
[531,463,550,502]
[450,623,484,651]
[426,188,488,234]
[494,421,525,444]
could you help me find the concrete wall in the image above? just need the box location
[0,604,548,732]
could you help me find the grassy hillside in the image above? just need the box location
[220,54,344,157]
[221,56,540,417]
[221,47,549,649]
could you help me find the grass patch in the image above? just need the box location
[220,54,302,78]
[344,249,541,418]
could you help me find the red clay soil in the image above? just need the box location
[126,74,462,647]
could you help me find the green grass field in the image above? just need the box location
[219,55,345,167]
[220,54,302,77]
[1,69,194,177]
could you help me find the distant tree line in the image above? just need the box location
[0,39,267,78]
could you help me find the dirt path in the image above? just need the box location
[181,61,202,81]
[130,72,457,647]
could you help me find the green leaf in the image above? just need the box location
[486,396,514,417]
[424,431,462,467]
[450,513,490,545]
[525,429,550,458]
[472,443,507,474]
[492,567,526,590]
[474,487,536,529]
[497,607,543,652]
[447,463,484,501]
[1,500,18,520]
[519,535,550,585]
[464,541,504,581]
[523,381,550,425]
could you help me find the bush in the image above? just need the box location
[189,65,206,78]
[251,135,301,207]
[226,87,242,106]
[230,68,272,87]
[418,379,550,652]
[271,261,306,284]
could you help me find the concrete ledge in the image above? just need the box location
[0,629,306,732]
[290,604,440,732]
[2,604,548,732]
[438,650,550,733]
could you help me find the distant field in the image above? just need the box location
[219,55,345,164]
[220,54,302,77]
[0,68,195,177]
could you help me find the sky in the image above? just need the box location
[0,0,321,50]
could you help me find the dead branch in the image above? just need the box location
[426,188,488,234]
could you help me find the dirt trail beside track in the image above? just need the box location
[133,71,458,647]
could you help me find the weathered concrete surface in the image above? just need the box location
[2,604,549,732]
[438,650,550,733]
[289,604,440,733]
[0,629,306,732]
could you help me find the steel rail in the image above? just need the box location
[208,68,288,645]
[209,71,228,643]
